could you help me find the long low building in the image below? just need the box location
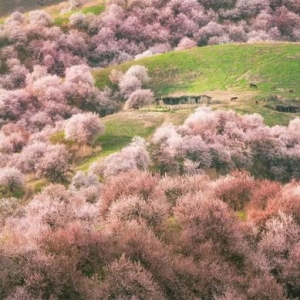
[155,95,212,105]
[275,105,300,113]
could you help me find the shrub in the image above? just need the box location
[124,89,154,110]
[0,167,24,192]
[65,113,104,145]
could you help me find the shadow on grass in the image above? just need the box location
[97,134,133,153]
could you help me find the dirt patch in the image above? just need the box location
[203,90,258,104]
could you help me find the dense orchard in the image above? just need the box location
[151,108,300,181]
[1,0,300,79]
[2,1,300,298]
[0,61,123,183]
[0,104,300,298]
[0,59,152,183]
[1,170,300,299]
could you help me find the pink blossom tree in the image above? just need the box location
[175,37,197,50]
[109,69,124,84]
[100,255,165,299]
[35,144,70,182]
[64,113,104,145]
[69,13,87,29]
[0,167,24,192]
[28,10,53,27]
[125,65,150,83]
[91,136,150,178]
[118,65,150,98]
[124,89,154,110]
[94,87,122,116]
[118,74,142,98]
[63,65,98,108]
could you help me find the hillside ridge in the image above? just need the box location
[94,43,300,98]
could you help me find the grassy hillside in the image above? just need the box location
[3,40,300,197]
[94,43,300,126]
[94,43,300,96]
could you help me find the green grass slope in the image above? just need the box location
[94,43,300,96]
